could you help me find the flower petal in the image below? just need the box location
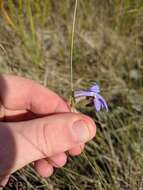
[94,97,102,111]
[89,84,100,93]
[74,90,95,98]
[96,94,108,111]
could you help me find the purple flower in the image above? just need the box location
[74,84,108,112]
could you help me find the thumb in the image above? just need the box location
[1,113,96,174]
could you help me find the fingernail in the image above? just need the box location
[72,120,90,142]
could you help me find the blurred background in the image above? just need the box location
[0,0,143,189]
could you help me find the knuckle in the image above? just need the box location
[41,122,52,157]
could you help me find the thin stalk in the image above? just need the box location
[70,0,78,93]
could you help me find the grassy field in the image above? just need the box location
[0,0,143,189]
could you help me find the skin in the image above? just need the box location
[0,75,96,189]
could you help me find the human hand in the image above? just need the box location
[0,75,96,188]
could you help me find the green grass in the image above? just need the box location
[0,0,143,189]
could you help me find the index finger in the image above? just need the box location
[0,75,69,114]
